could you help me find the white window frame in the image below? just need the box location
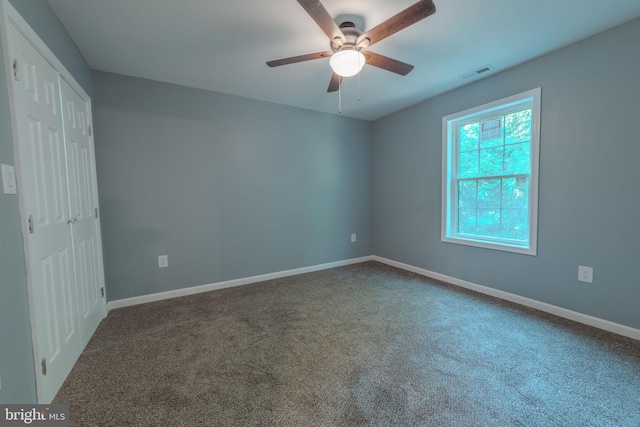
[441,88,541,255]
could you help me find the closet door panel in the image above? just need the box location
[60,77,104,348]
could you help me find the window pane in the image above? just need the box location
[477,179,500,208]
[457,208,476,234]
[505,109,532,144]
[460,122,479,151]
[500,208,528,241]
[459,150,479,178]
[476,208,500,237]
[504,142,530,174]
[479,146,504,177]
[502,177,529,208]
[458,180,477,208]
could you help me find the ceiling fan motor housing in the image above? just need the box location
[331,22,369,53]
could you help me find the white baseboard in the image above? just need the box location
[107,256,374,311]
[372,256,640,341]
[107,253,639,341]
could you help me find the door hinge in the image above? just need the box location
[94,207,99,218]
[101,287,105,298]
[88,124,92,136]
[12,59,19,81]
[28,215,34,233]
[41,358,47,375]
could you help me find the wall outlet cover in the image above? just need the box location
[578,265,593,283]
[158,255,169,268]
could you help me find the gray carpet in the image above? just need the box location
[54,262,640,426]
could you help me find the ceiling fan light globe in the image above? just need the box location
[330,50,365,77]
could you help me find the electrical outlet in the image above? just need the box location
[351,233,356,243]
[578,265,593,283]
[158,255,169,268]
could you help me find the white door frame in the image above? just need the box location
[0,0,107,403]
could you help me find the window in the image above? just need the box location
[442,88,541,255]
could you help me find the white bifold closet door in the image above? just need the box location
[60,75,104,349]
[6,17,106,403]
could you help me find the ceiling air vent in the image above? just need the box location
[460,64,495,80]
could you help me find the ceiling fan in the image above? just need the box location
[267,0,437,92]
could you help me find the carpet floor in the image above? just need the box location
[54,262,640,426]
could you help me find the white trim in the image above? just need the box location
[441,88,541,256]
[0,0,42,402]
[107,253,640,341]
[372,256,640,341]
[107,256,374,311]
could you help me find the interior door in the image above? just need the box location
[7,22,81,403]
[60,77,105,348]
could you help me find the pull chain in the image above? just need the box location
[338,76,342,114]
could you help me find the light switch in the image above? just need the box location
[1,164,17,194]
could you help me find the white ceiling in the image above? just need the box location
[47,0,640,121]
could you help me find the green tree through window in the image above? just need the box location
[457,109,531,240]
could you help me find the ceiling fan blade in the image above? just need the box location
[327,72,340,92]
[365,51,414,76]
[267,51,333,67]
[297,0,346,43]
[358,0,436,47]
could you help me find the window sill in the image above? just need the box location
[442,235,537,256]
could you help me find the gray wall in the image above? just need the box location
[0,0,91,403]
[372,17,640,329]
[92,71,372,301]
